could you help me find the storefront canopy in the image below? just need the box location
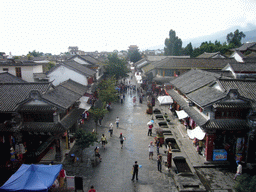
[157,96,173,105]
[187,126,206,140]
[175,110,189,120]
[0,164,62,192]
[79,96,91,110]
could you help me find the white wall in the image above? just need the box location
[47,65,88,86]
[231,52,244,63]
[0,65,43,82]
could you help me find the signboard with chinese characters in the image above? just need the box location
[213,149,227,161]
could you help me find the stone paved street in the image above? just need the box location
[63,75,237,192]
[64,87,179,192]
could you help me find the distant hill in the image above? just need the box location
[145,23,256,50]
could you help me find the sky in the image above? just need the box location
[1,0,256,55]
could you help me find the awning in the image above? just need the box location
[79,96,91,110]
[176,110,189,119]
[187,126,206,140]
[158,96,173,105]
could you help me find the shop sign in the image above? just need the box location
[213,149,227,161]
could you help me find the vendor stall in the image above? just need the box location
[0,164,62,192]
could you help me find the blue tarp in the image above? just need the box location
[0,164,62,192]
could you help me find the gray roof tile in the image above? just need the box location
[59,79,88,96]
[155,58,237,69]
[0,72,26,83]
[42,85,81,109]
[0,83,51,112]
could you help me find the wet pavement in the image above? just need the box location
[63,75,237,192]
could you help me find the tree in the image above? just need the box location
[42,61,55,72]
[129,49,142,63]
[164,29,183,56]
[98,77,118,104]
[183,42,193,57]
[234,174,256,192]
[28,50,44,57]
[104,53,130,80]
[227,29,246,47]
[89,103,108,133]
[75,129,97,162]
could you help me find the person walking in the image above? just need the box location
[133,96,136,105]
[59,168,66,188]
[156,138,160,155]
[148,123,153,136]
[233,161,242,180]
[119,133,125,149]
[109,123,113,137]
[157,154,162,172]
[116,117,119,128]
[131,161,139,181]
[88,185,96,192]
[101,134,107,149]
[148,141,154,160]
[94,147,102,162]
[120,94,124,104]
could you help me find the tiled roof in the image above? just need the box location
[0,83,51,112]
[235,42,256,52]
[246,52,256,58]
[228,63,256,72]
[59,79,88,96]
[18,105,57,112]
[68,55,100,65]
[42,85,82,109]
[243,57,256,63]
[33,73,48,79]
[0,60,41,66]
[168,89,209,126]
[21,122,65,133]
[213,103,251,108]
[63,61,96,76]
[218,79,256,102]
[0,72,26,83]
[187,86,227,107]
[60,108,84,129]
[202,119,250,131]
[170,69,221,94]
[196,52,225,58]
[155,58,237,70]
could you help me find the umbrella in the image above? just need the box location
[147,121,153,125]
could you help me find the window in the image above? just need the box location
[3,68,8,72]
[15,67,22,78]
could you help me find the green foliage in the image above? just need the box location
[105,53,130,80]
[164,29,183,56]
[234,174,256,192]
[129,49,142,63]
[28,50,44,57]
[75,129,97,149]
[183,42,193,57]
[89,104,108,130]
[13,56,20,59]
[98,77,118,104]
[227,29,246,47]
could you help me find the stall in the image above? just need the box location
[0,164,62,192]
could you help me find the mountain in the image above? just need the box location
[145,23,256,50]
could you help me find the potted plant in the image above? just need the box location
[156,128,164,145]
